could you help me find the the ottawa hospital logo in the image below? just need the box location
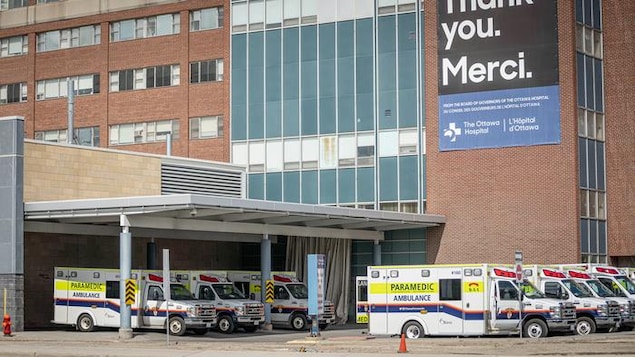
[443,122,461,142]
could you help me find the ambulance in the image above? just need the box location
[355,276,369,324]
[586,265,635,300]
[525,265,621,335]
[562,268,635,330]
[180,271,265,333]
[53,267,217,336]
[367,264,576,339]
[226,271,336,330]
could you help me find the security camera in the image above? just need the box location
[189,208,198,217]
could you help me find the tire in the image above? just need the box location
[319,323,329,331]
[523,318,548,338]
[217,315,236,334]
[402,321,424,339]
[290,314,307,331]
[574,316,596,336]
[192,328,208,336]
[77,314,95,332]
[243,325,258,333]
[168,316,186,336]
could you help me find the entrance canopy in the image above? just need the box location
[24,194,445,242]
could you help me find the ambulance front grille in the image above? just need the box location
[607,301,620,318]
[245,303,264,316]
[323,302,335,317]
[561,303,576,320]
[197,306,216,317]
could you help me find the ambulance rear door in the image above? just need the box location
[367,268,389,335]
[355,276,368,324]
[461,266,487,335]
[53,267,70,324]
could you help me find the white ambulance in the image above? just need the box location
[562,268,635,330]
[367,264,576,338]
[587,265,635,300]
[355,276,369,324]
[53,267,217,336]
[181,271,265,333]
[226,271,336,330]
[525,265,621,335]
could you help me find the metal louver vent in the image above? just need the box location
[161,162,244,198]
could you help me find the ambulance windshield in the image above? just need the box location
[518,280,545,298]
[615,276,635,294]
[171,284,195,300]
[585,279,618,297]
[213,283,246,299]
[287,284,309,299]
[562,279,594,298]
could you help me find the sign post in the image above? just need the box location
[163,249,171,345]
[515,250,523,338]
[307,254,326,337]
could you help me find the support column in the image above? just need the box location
[260,234,272,329]
[119,215,133,339]
[373,240,382,266]
[0,116,24,331]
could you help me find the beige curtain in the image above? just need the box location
[285,236,351,324]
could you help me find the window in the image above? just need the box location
[147,286,164,301]
[37,25,100,52]
[110,65,179,92]
[543,282,563,299]
[199,286,215,300]
[105,281,119,299]
[111,13,180,41]
[0,0,26,11]
[439,279,461,301]
[273,286,289,300]
[34,126,100,147]
[190,59,224,83]
[0,35,28,57]
[109,119,179,145]
[190,116,223,139]
[498,280,518,300]
[0,82,27,104]
[357,133,375,166]
[36,74,100,100]
[190,7,224,31]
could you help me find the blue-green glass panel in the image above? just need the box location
[356,19,374,131]
[319,97,336,134]
[379,157,398,201]
[301,25,318,136]
[420,12,425,127]
[580,219,589,253]
[338,168,355,203]
[399,89,417,128]
[231,34,247,141]
[248,174,264,200]
[266,31,282,139]
[378,16,396,130]
[283,28,300,137]
[338,21,355,133]
[399,156,418,200]
[301,170,318,204]
[283,171,300,203]
[319,24,336,134]
[421,155,426,200]
[231,104,247,141]
[320,169,336,204]
[398,13,417,128]
[266,172,282,201]
[598,221,606,254]
[248,32,264,139]
[357,167,375,203]
[597,142,605,190]
[232,34,247,69]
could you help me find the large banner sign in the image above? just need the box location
[438,0,560,151]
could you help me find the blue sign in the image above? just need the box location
[439,85,560,151]
[307,254,325,317]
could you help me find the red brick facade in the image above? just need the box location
[0,0,230,162]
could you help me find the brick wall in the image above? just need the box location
[24,140,161,201]
[0,0,230,162]
[602,1,635,259]
[424,0,580,264]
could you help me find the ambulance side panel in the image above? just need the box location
[355,276,369,324]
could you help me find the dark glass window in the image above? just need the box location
[120,69,134,91]
[439,279,461,301]
[106,281,120,299]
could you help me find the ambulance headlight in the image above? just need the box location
[235,306,245,316]
[549,306,561,318]
[597,304,608,317]
[619,303,628,316]
[187,306,197,317]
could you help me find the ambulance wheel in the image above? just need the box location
[168,316,186,336]
[574,317,596,335]
[217,315,236,334]
[243,325,258,333]
[77,314,95,332]
[290,314,307,331]
[523,319,548,338]
[402,321,424,339]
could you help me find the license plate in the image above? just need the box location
[254,321,259,325]
[206,323,213,328]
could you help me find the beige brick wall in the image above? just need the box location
[24,140,161,201]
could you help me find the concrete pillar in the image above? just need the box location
[0,116,24,331]
[119,215,133,339]
[260,234,272,329]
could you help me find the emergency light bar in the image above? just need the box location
[199,274,222,283]
[542,269,567,279]
[273,274,297,283]
[148,273,163,282]
[493,268,516,278]
[568,270,592,279]
[595,267,620,275]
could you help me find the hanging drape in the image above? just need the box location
[285,236,351,324]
